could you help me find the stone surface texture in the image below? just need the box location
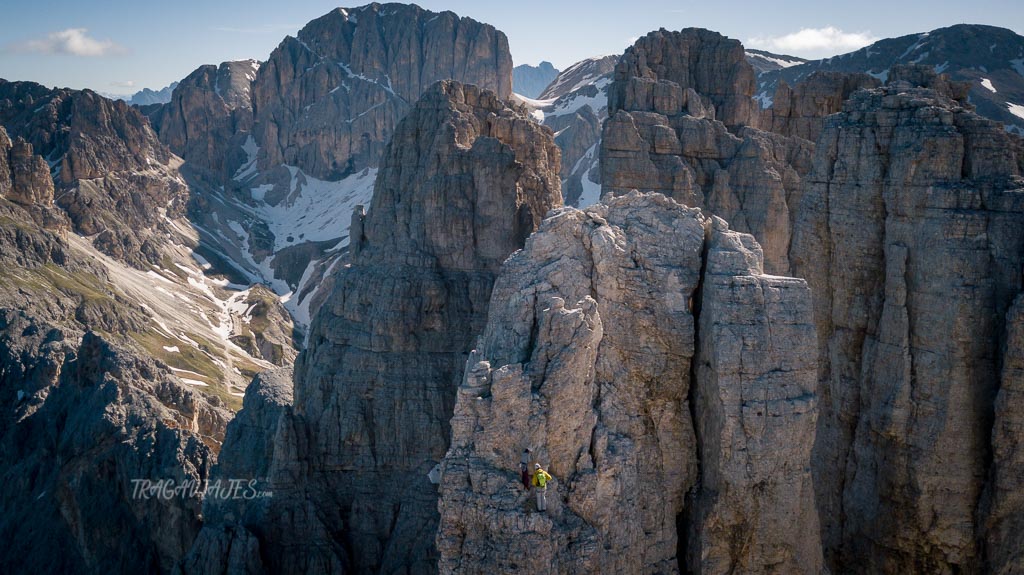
[154,59,259,179]
[689,216,821,574]
[600,29,815,275]
[789,74,1024,572]
[0,329,230,574]
[0,80,188,268]
[251,3,513,180]
[761,71,881,142]
[436,192,821,575]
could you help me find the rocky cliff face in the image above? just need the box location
[689,216,821,574]
[0,332,230,574]
[155,60,259,179]
[436,192,821,574]
[600,29,815,274]
[0,80,188,268]
[789,69,1024,572]
[181,369,293,575]
[609,28,760,131]
[984,294,1024,574]
[0,128,54,206]
[760,71,881,142]
[0,126,67,231]
[0,79,299,403]
[152,3,518,330]
[190,80,561,574]
[251,3,513,181]
[0,141,243,572]
[0,192,233,570]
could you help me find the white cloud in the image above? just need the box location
[748,26,879,57]
[110,80,136,88]
[10,28,127,57]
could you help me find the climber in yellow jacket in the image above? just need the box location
[531,463,553,512]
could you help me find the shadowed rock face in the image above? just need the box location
[251,3,513,180]
[182,369,294,575]
[790,76,1024,572]
[187,80,561,574]
[436,192,822,575]
[513,61,559,98]
[0,171,231,574]
[154,60,258,180]
[0,328,230,574]
[761,71,881,142]
[0,80,187,268]
[985,294,1024,573]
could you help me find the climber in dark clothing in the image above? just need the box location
[520,448,532,488]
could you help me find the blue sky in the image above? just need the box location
[1,0,1022,95]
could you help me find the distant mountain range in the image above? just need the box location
[756,24,1024,133]
[512,61,559,98]
[101,82,179,106]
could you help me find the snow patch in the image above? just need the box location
[233,135,260,181]
[1007,102,1024,120]
[910,51,930,65]
[169,367,207,378]
[248,167,377,253]
[542,56,615,96]
[749,52,803,69]
[250,184,273,202]
[162,345,180,353]
[981,78,997,93]
[545,77,611,118]
[179,378,209,387]
[897,35,928,61]
[337,62,395,96]
[572,144,603,208]
[867,69,889,83]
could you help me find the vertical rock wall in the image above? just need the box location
[690,216,821,574]
[790,72,1024,571]
[436,193,822,574]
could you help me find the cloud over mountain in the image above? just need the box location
[9,28,127,57]
[748,26,879,57]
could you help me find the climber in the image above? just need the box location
[532,463,553,512]
[520,448,532,488]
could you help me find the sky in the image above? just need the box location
[1,0,1022,96]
